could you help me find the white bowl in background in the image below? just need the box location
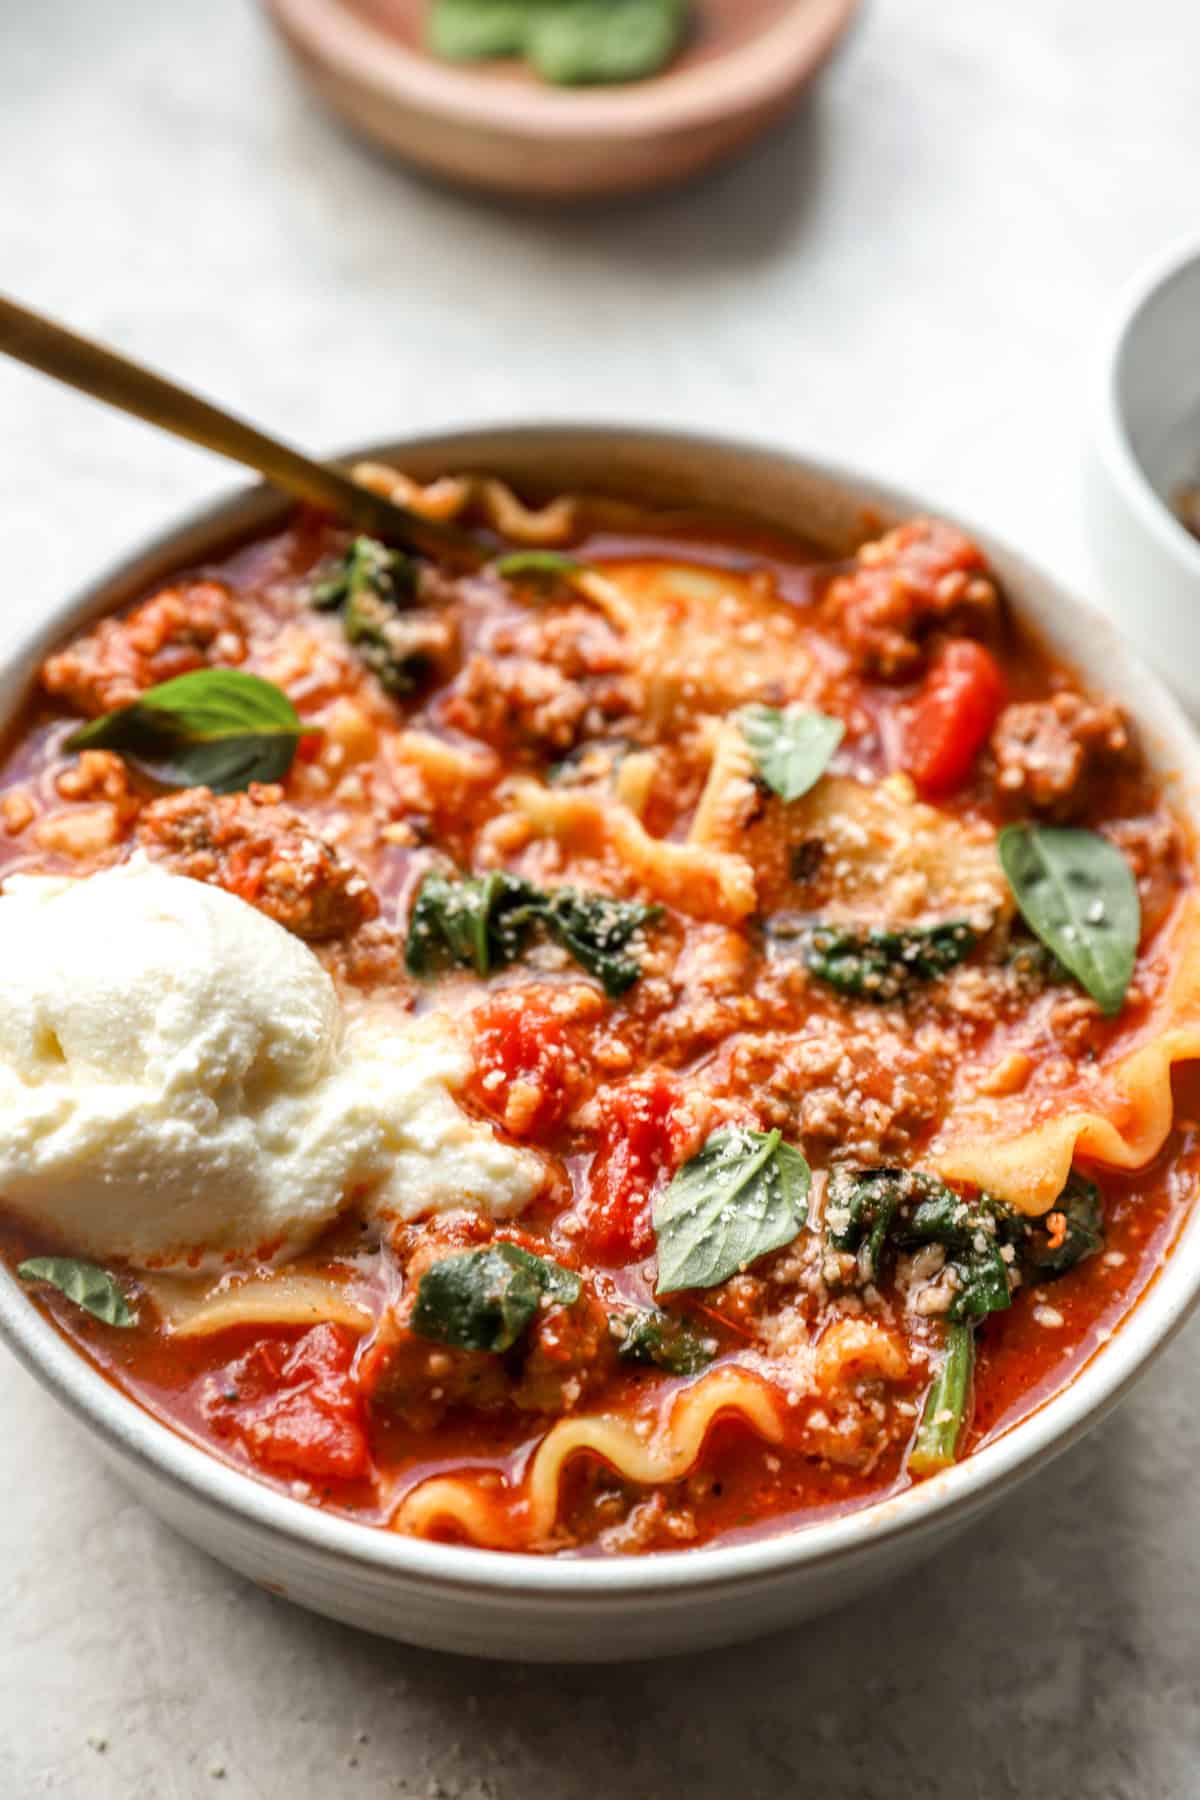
[1089,236,1200,716]
[2,425,1200,1661]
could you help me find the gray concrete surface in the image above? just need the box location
[2,1,1199,1794]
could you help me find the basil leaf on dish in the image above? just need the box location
[65,669,303,795]
[405,866,660,998]
[738,704,844,803]
[428,0,531,61]
[495,550,582,584]
[429,0,687,85]
[18,1256,136,1328]
[411,1243,581,1354]
[997,824,1139,1015]
[612,1307,716,1375]
[653,1127,811,1295]
[528,0,688,85]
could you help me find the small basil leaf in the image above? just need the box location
[428,0,533,61]
[529,0,687,84]
[739,704,844,803]
[411,1243,581,1354]
[612,1308,716,1375]
[997,825,1139,1016]
[66,669,303,795]
[18,1256,136,1328]
[495,550,582,583]
[653,1127,811,1295]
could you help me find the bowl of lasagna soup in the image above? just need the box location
[0,425,1198,1660]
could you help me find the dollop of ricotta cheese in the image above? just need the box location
[0,856,542,1269]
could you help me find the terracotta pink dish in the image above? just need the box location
[261,0,861,199]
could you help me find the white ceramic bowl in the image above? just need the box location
[3,425,1200,1661]
[1089,235,1200,716]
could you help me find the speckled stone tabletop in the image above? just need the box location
[2,1,1199,1794]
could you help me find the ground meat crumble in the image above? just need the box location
[135,782,379,941]
[41,580,247,717]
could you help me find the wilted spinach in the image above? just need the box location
[411,1243,581,1355]
[405,866,660,997]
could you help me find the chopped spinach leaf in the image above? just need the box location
[405,866,660,997]
[654,1127,811,1295]
[411,1242,581,1354]
[908,1322,974,1476]
[786,918,980,1002]
[824,1167,1012,1322]
[612,1307,716,1375]
[830,1164,1106,1477]
[18,1256,136,1328]
[312,535,415,612]
[995,1171,1104,1279]
[311,535,431,696]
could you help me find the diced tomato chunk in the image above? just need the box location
[469,992,580,1140]
[207,1323,370,1482]
[583,1075,684,1264]
[900,639,1007,798]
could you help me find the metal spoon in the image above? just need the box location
[0,293,484,564]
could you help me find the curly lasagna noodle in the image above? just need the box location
[0,472,1196,1556]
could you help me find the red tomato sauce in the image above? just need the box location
[0,485,1194,1555]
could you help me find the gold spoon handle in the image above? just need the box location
[0,294,482,563]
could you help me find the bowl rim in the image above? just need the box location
[1094,230,1200,581]
[264,0,861,141]
[3,419,1200,1602]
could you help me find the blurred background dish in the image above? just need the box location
[262,0,860,198]
[1089,236,1200,716]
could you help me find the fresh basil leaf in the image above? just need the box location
[738,704,844,803]
[428,0,532,61]
[66,669,303,794]
[411,1242,581,1354]
[18,1256,136,1328]
[997,824,1139,1016]
[654,1127,811,1295]
[785,918,979,1002]
[405,867,659,996]
[529,0,687,84]
[613,1307,716,1375]
[495,550,582,584]
[428,0,686,85]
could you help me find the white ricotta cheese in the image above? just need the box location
[0,856,542,1269]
